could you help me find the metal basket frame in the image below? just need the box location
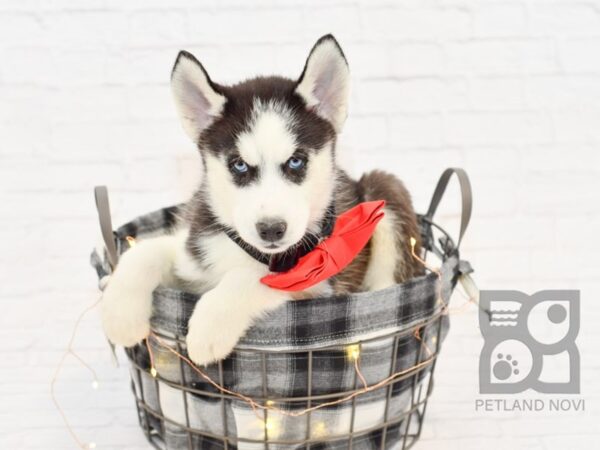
[92,168,472,450]
[123,217,456,450]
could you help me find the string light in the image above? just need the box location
[54,232,475,446]
[146,338,158,378]
[451,275,485,316]
[149,330,434,419]
[410,236,444,308]
[410,237,440,279]
[413,328,433,358]
[312,421,327,438]
[345,343,366,390]
[263,417,281,438]
[50,297,102,450]
[345,344,360,361]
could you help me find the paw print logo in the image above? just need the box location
[493,354,519,380]
[484,339,532,386]
[479,290,580,394]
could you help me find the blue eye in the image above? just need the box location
[287,157,305,170]
[232,159,249,174]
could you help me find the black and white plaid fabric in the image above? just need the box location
[91,205,467,450]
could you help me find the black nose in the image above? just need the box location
[256,219,287,243]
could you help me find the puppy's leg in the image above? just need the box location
[101,233,181,347]
[361,209,400,291]
[186,268,288,365]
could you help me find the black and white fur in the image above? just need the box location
[100,35,423,365]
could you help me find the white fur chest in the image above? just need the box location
[171,227,332,298]
[172,228,268,293]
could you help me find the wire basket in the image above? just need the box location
[91,168,473,450]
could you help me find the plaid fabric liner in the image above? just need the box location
[91,205,465,450]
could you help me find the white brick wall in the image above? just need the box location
[1,1,599,449]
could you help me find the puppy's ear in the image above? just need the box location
[295,35,350,132]
[171,51,226,143]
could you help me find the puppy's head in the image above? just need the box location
[171,35,349,254]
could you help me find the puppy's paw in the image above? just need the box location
[185,291,245,366]
[100,280,152,347]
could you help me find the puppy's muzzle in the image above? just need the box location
[256,219,287,243]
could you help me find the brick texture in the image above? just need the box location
[1,1,599,449]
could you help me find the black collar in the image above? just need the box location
[222,203,336,273]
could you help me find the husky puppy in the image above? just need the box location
[101,35,423,365]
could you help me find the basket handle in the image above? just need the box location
[94,186,119,269]
[424,168,472,249]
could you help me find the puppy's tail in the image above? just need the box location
[358,170,424,281]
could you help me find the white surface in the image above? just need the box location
[1,0,599,449]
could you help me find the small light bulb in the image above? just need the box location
[410,237,417,247]
[126,236,137,247]
[150,367,157,378]
[266,400,275,407]
[312,421,327,438]
[346,344,360,361]
[88,442,97,449]
[263,418,280,437]
[91,380,99,390]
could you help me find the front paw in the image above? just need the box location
[185,294,244,366]
[100,279,152,347]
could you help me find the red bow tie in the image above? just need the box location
[261,200,386,291]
